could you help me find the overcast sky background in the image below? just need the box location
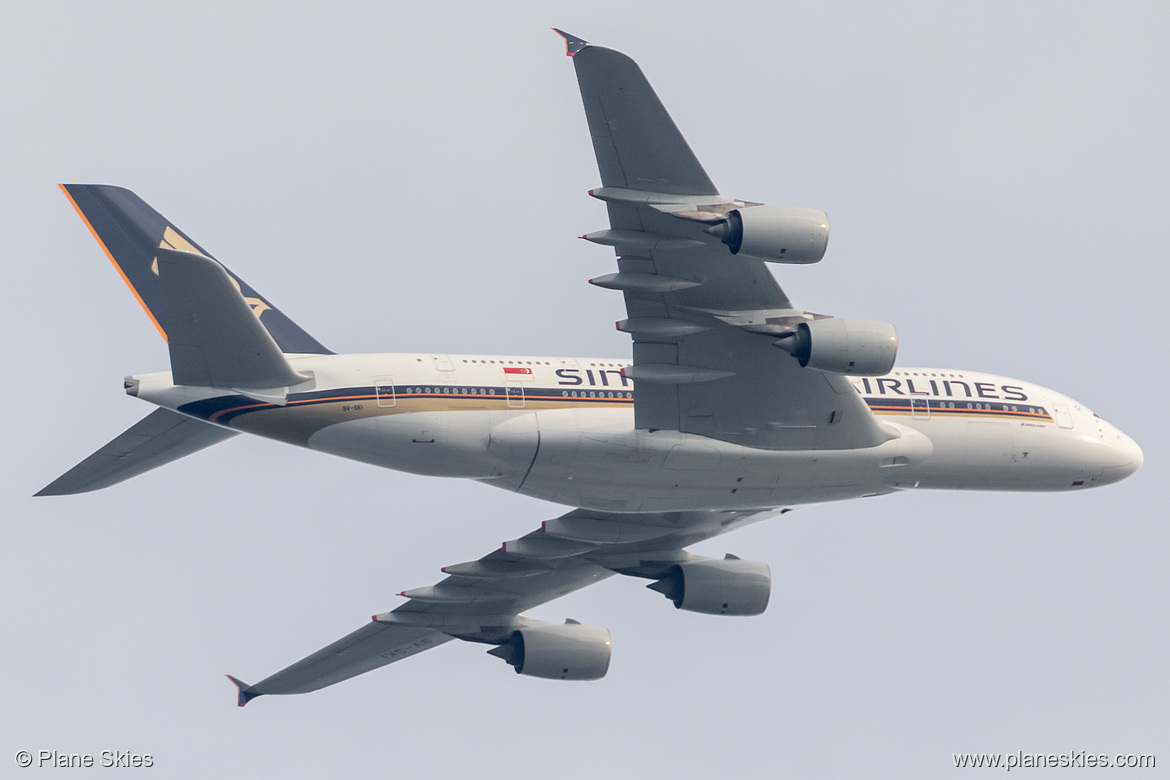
[3,2,1167,777]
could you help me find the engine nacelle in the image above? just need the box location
[710,204,829,264]
[648,556,771,616]
[486,621,611,680]
[776,317,898,376]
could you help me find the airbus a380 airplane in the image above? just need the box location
[41,31,1141,705]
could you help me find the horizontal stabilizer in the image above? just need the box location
[158,249,310,389]
[36,408,237,496]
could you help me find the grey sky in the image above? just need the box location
[3,2,1167,777]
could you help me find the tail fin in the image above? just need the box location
[157,248,310,394]
[60,184,332,354]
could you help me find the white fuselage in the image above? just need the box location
[128,352,1143,513]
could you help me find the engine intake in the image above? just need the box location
[486,621,611,680]
[708,204,829,264]
[648,555,771,616]
[775,318,898,376]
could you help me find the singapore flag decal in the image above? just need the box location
[502,367,533,376]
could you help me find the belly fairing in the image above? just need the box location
[306,410,527,480]
[514,409,933,512]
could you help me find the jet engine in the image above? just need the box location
[775,317,898,376]
[707,204,829,264]
[647,556,771,616]
[486,621,612,680]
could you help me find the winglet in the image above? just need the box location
[552,28,588,56]
[226,674,262,708]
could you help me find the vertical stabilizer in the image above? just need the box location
[60,184,331,354]
[157,248,310,391]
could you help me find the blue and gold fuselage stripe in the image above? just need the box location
[179,385,1052,428]
[178,385,636,426]
[865,397,1053,421]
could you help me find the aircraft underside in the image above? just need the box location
[38,30,1142,702]
[124,354,1140,512]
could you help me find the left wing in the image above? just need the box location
[228,506,777,704]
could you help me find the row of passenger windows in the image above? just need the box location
[933,401,1042,413]
[416,358,631,367]
[893,371,966,378]
[562,390,632,399]
[402,387,634,400]
[408,387,495,395]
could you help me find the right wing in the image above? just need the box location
[228,506,777,704]
[563,33,895,451]
[556,28,718,197]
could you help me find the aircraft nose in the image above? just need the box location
[1099,428,1143,485]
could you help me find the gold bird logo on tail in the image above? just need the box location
[153,227,272,318]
